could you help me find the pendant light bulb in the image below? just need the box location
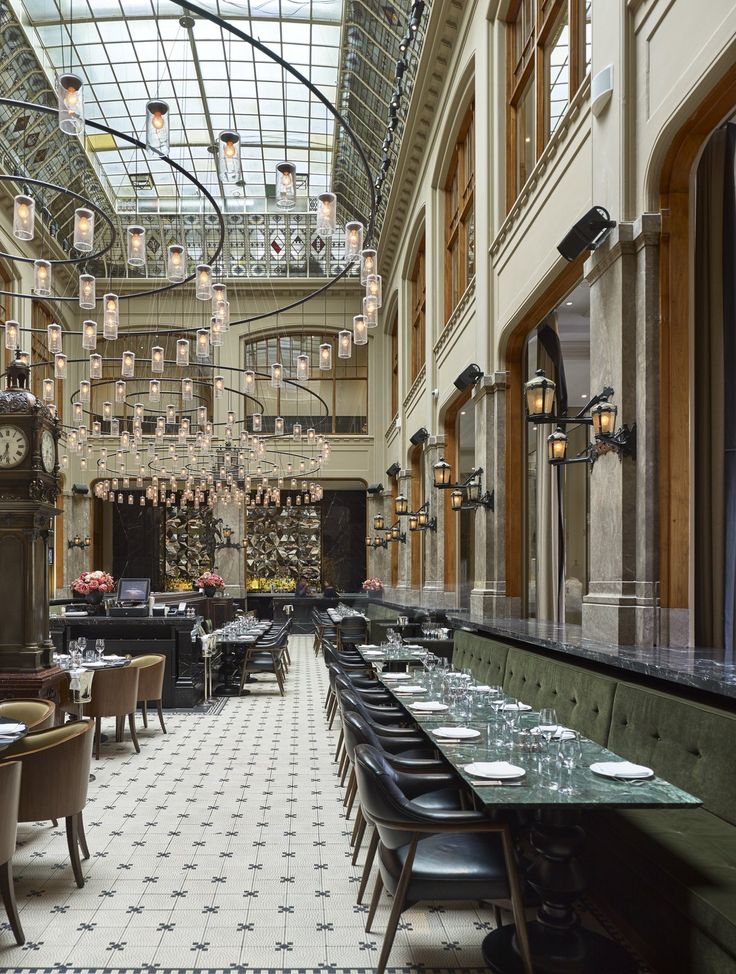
[219,130,241,182]
[360,249,377,284]
[353,314,368,345]
[103,293,119,340]
[338,329,352,358]
[79,273,96,309]
[56,73,84,135]
[33,259,51,296]
[176,339,190,367]
[196,264,212,300]
[73,207,95,252]
[344,221,364,261]
[145,99,170,154]
[82,320,97,350]
[13,194,35,241]
[275,162,297,210]
[126,225,146,267]
[167,244,186,283]
[316,192,337,236]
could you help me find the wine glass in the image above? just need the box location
[558,732,582,795]
[538,707,560,788]
[95,638,105,661]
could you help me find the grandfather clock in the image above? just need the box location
[0,352,60,671]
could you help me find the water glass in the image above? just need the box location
[95,638,105,660]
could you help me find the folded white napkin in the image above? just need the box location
[591,761,653,779]
[0,722,25,734]
[502,702,532,711]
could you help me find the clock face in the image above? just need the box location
[0,425,28,468]
[41,430,56,473]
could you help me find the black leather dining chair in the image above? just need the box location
[353,743,533,974]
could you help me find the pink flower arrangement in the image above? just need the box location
[196,571,225,591]
[71,570,115,596]
[361,577,384,591]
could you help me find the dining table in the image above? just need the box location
[355,643,429,668]
[373,668,701,974]
[213,621,273,695]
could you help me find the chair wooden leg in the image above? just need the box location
[51,818,58,827]
[357,829,378,904]
[350,806,364,846]
[352,811,367,863]
[333,727,344,762]
[65,815,85,888]
[365,870,384,933]
[374,838,417,974]
[493,904,503,928]
[128,713,141,754]
[328,701,339,730]
[339,752,349,784]
[94,716,102,760]
[0,859,24,945]
[156,700,167,733]
[345,777,358,819]
[115,715,124,743]
[141,701,148,728]
[76,811,90,860]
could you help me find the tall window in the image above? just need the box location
[243,332,368,434]
[410,238,426,382]
[389,310,399,419]
[506,0,592,209]
[445,103,475,321]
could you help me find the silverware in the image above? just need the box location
[471,780,524,787]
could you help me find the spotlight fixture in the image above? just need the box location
[409,427,430,446]
[454,363,483,391]
[557,206,617,262]
[366,483,384,495]
[386,462,401,478]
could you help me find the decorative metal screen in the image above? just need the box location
[245,505,321,591]
[164,505,217,591]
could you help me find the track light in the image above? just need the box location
[557,206,617,262]
[454,363,483,391]
[396,59,406,78]
[399,33,412,52]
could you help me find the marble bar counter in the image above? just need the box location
[49,615,205,708]
[244,592,371,632]
[444,612,736,703]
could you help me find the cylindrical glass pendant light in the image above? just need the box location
[166,403,176,424]
[151,345,164,373]
[353,314,368,345]
[307,427,316,443]
[72,401,83,425]
[33,259,51,296]
[363,294,379,327]
[244,370,255,391]
[182,377,193,400]
[219,130,240,181]
[79,273,95,309]
[121,350,135,377]
[318,342,332,370]
[47,323,62,355]
[89,352,102,379]
[150,378,161,401]
[103,293,119,340]
[73,207,94,252]
[196,264,212,300]
[338,329,352,358]
[214,375,225,398]
[271,362,283,388]
[344,221,363,260]
[115,379,126,403]
[145,99,169,154]
[252,412,262,432]
[4,320,19,350]
[360,248,377,284]
[13,194,35,241]
[316,192,337,236]
[274,416,284,436]
[56,73,84,135]
[42,377,54,401]
[276,162,296,209]
[82,320,97,350]
[79,379,90,402]
[366,273,383,307]
[197,405,207,427]
[196,329,209,360]
[176,338,190,366]
[54,353,67,379]
[126,225,145,266]
[294,352,309,382]
[210,316,223,346]
[211,282,227,312]
[167,244,186,282]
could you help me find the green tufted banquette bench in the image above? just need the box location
[451,628,736,973]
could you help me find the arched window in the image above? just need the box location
[243,332,368,434]
[444,102,475,321]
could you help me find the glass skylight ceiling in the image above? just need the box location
[9,0,345,208]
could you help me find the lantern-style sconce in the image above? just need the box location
[196,264,212,300]
[432,457,452,488]
[33,259,51,296]
[79,273,96,310]
[408,513,419,532]
[13,194,35,240]
[547,427,568,465]
[316,192,337,236]
[591,400,618,438]
[395,493,409,516]
[73,208,94,252]
[56,73,84,135]
[167,244,186,283]
[360,249,377,284]
[146,99,169,154]
[344,221,363,260]
[126,225,146,266]
[219,130,240,182]
[373,513,385,531]
[276,162,297,209]
[525,369,556,420]
[451,488,464,511]
[389,522,406,543]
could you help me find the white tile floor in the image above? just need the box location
[0,636,642,973]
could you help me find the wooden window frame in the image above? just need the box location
[444,103,475,322]
[410,238,426,383]
[389,310,399,419]
[505,0,590,212]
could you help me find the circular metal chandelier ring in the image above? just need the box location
[0,175,117,266]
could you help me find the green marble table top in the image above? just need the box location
[375,671,702,810]
[356,645,428,665]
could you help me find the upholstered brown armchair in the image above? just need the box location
[0,699,55,731]
[0,761,23,945]
[0,720,94,888]
[128,654,167,734]
[82,665,141,758]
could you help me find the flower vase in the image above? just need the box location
[204,585,217,598]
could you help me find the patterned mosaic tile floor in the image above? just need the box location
[0,636,643,973]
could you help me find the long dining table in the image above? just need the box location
[358,655,701,974]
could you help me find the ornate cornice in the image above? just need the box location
[433,277,476,358]
[402,364,426,413]
[385,418,399,444]
[490,77,592,260]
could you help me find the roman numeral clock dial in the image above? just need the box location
[0,425,29,468]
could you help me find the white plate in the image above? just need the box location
[501,702,533,712]
[409,701,449,712]
[382,673,412,681]
[432,727,481,740]
[394,686,427,695]
[0,722,26,734]
[530,726,576,740]
[464,761,526,780]
[590,761,654,780]
[82,661,109,668]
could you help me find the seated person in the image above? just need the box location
[322,581,338,598]
[294,575,310,597]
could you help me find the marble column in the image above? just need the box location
[582,214,661,647]
[63,491,94,594]
[365,491,391,588]
[213,499,245,597]
[395,469,412,597]
[422,436,446,607]
[470,373,517,619]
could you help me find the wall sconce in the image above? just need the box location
[433,458,494,510]
[524,370,635,467]
[68,535,91,550]
[408,501,436,532]
[373,513,385,531]
[395,493,409,516]
[366,535,388,549]
[388,522,406,543]
[215,526,243,551]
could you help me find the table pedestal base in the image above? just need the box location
[482,922,637,974]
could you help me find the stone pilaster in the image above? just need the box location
[422,437,445,605]
[395,469,412,595]
[213,499,245,597]
[64,491,93,594]
[582,214,661,646]
[365,491,391,587]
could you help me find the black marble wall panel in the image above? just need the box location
[321,490,366,592]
